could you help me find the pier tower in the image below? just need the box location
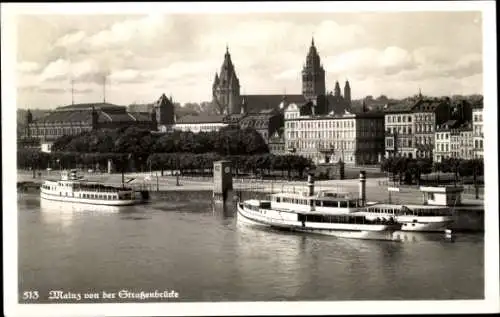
[213,160,233,202]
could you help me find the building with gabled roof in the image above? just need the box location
[434,121,473,162]
[384,94,452,159]
[22,94,175,146]
[171,114,228,133]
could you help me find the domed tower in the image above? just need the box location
[212,46,241,114]
[302,37,326,101]
[344,80,351,106]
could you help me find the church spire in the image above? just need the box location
[302,37,326,101]
[334,81,341,97]
[213,45,241,115]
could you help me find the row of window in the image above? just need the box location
[385,138,413,148]
[296,213,395,225]
[366,207,448,216]
[288,140,356,150]
[81,193,119,200]
[386,152,415,159]
[30,127,88,136]
[414,136,434,145]
[386,115,412,123]
[286,120,357,129]
[473,114,483,122]
[276,196,360,208]
[300,153,355,162]
[288,131,357,139]
[436,133,449,140]
[386,125,434,135]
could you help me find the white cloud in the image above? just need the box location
[17,61,41,74]
[413,46,454,66]
[108,69,141,83]
[39,59,71,81]
[86,14,173,50]
[38,58,106,83]
[379,46,414,69]
[274,68,300,81]
[16,13,483,107]
[54,31,87,48]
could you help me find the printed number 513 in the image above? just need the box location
[23,291,39,300]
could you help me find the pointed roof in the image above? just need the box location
[157,93,169,105]
[218,45,239,85]
[308,36,318,56]
[304,37,322,70]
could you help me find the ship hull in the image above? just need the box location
[237,203,400,241]
[397,216,453,232]
[40,191,143,206]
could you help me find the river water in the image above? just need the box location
[17,191,484,303]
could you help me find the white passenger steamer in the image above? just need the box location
[237,171,454,239]
[237,174,402,241]
[40,170,146,206]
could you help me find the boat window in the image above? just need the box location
[322,200,335,207]
[276,197,281,203]
[348,200,356,208]
[339,201,347,208]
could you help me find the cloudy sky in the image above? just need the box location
[14,8,483,109]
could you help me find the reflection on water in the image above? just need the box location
[40,198,122,214]
[18,192,484,302]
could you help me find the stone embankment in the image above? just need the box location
[17,170,483,207]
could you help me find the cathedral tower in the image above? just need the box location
[344,80,351,105]
[212,46,241,114]
[334,81,341,98]
[302,37,326,101]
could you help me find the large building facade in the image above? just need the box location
[384,96,452,159]
[284,103,384,165]
[22,94,175,145]
[472,103,484,159]
[433,121,473,162]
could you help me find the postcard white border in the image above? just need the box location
[3,1,499,316]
